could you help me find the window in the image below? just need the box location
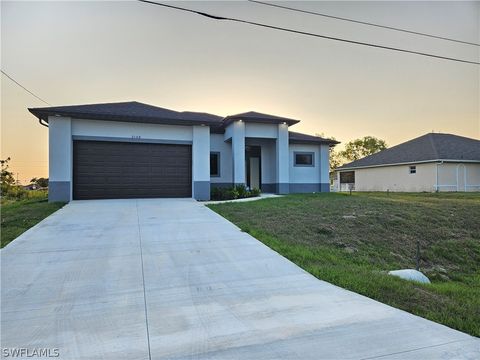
[340,171,355,184]
[409,166,416,174]
[294,152,314,166]
[210,152,220,177]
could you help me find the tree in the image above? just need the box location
[329,149,344,172]
[340,136,387,162]
[31,177,49,188]
[1,157,16,194]
[314,133,344,176]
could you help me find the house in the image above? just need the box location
[29,101,338,202]
[334,133,480,192]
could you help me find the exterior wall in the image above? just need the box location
[51,118,210,201]
[51,117,335,200]
[335,162,480,193]
[48,116,72,202]
[276,123,290,194]
[288,143,329,193]
[245,123,278,139]
[350,163,436,192]
[192,126,210,200]
[230,121,246,185]
[210,133,233,186]
[72,119,192,142]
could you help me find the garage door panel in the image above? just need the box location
[73,141,192,199]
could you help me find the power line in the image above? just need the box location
[1,70,51,105]
[249,0,480,47]
[137,1,479,65]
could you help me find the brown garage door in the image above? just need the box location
[73,141,192,200]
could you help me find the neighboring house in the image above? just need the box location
[22,184,38,190]
[334,133,480,192]
[29,101,338,202]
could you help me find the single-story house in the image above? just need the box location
[334,133,480,192]
[29,101,338,202]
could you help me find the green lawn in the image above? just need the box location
[208,192,480,337]
[1,197,65,248]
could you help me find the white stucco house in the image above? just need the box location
[334,133,480,192]
[29,101,338,202]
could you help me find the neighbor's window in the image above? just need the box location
[210,152,220,177]
[409,166,416,174]
[294,152,314,166]
[340,171,355,184]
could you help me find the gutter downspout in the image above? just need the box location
[39,118,48,127]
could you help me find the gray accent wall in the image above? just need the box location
[261,183,276,193]
[194,181,211,201]
[211,183,233,189]
[49,181,71,202]
[277,183,290,194]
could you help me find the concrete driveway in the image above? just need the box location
[1,199,478,359]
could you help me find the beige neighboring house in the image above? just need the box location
[334,133,480,192]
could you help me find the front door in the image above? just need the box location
[249,157,260,189]
[246,145,261,190]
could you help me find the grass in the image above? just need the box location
[208,192,480,337]
[1,195,65,248]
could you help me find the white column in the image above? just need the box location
[232,120,246,185]
[48,116,72,202]
[192,125,210,200]
[276,123,289,194]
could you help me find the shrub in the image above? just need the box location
[234,184,248,198]
[250,188,261,197]
[210,186,261,201]
[227,188,240,200]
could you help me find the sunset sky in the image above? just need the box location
[1,1,479,184]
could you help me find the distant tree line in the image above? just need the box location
[330,136,387,172]
[1,157,48,200]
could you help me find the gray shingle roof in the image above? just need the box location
[289,131,339,146]
[338,133,480,170]
[223,111,300,126]
[29,101,224,126]
[29,102,339,148]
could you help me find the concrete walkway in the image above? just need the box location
[1,199,478,359]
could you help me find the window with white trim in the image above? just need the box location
[409,166,416,174]
[294,152,314,167]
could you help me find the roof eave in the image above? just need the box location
[29,109,222,127]
[289,139,339,146]
[222,116,300,127]
[336,158,480,171]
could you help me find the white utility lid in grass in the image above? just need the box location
[388,269,431,284]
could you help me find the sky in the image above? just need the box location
[1,1,479,184]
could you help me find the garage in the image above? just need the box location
[73,140,192,200]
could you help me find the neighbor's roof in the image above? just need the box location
[29,101,224,126]
[223,111,300,126]
[289,131,339,146]
[337,133,480,170]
